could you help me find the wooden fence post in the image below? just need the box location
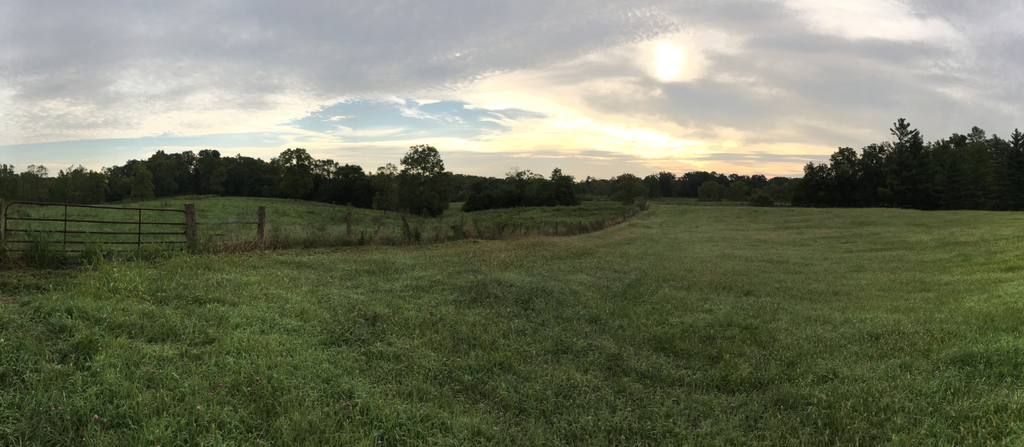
[257,206,266,244]
[401,215,412,241]
[345,212,352,237]
[184,203,197,250]
[492,221,498,239]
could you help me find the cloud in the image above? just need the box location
[1,0,1022,179]
[780,0,961,43]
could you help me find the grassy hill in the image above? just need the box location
[3,203,1024,444]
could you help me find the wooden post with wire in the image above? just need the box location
[184,203,197,250]
[257,206,267,244]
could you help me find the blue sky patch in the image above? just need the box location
[283,100,546,143]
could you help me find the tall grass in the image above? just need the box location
[4,205,1024,444]
[3,197,647,258]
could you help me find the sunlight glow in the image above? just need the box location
[654,43,685,81]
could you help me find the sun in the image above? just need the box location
[653,42,685,81]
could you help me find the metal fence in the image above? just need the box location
[1,200,187,252]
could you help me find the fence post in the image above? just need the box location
[345,212,352,237]
[257,206,266,244]
[184,203,197,250]
[555,221,559,236]
[492,221,498,239]
[401,215,412,241]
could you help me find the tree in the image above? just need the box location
[372,163,400,211]
[857,143,889,207]
[724,181,749,202]
[0,164,20,200]
[792,162,830,207]
[884,118,936,209]
[194,149,224,195]
[697,181,725,202]
[643,175,662,199]
[146,150,179,197]
[274,148,315,200]
[19,165,50,202]
[829,147,860,207]
[748,191,774,207]
[505,168,542,207]
[130,165,156,202]
[321,164,373,208]
[398,145,451,217]
[1008,129,1024,209]
[611,173,648,204]
[53,165,107,204]
[550,168,578,206]
[657,171,675,197]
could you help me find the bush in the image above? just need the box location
[749,191,775,207]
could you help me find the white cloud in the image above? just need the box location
[781,0,962,43]
[1,0,1021,178]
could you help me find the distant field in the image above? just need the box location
[1,197,639,254]
[3,204,1024,445]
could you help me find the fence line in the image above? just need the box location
[2,199,647,255]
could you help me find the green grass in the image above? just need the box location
[3,204,1024,445]
[1,197,640,256]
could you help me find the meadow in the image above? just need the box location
[1,197,638,257]
[3,200,1024,445]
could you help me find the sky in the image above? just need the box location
[1,0,1022,179]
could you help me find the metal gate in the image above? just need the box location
[2,201,187,252]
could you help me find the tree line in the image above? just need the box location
[0,146,454,216]
[2,143,807,213]
[793,119,1024,210]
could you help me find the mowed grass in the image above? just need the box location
[3,204,1024,445]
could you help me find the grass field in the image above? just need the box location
[3,203,1024,445]
[1,197,639,256]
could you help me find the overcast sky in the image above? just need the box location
[1,0,1022,178]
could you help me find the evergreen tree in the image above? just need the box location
[1008,129,1024,210]
[884,118,936,209]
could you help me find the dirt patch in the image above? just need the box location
[1,296,15,305]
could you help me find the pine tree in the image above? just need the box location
[884,119,936,209]
[1008,129,1024,210]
